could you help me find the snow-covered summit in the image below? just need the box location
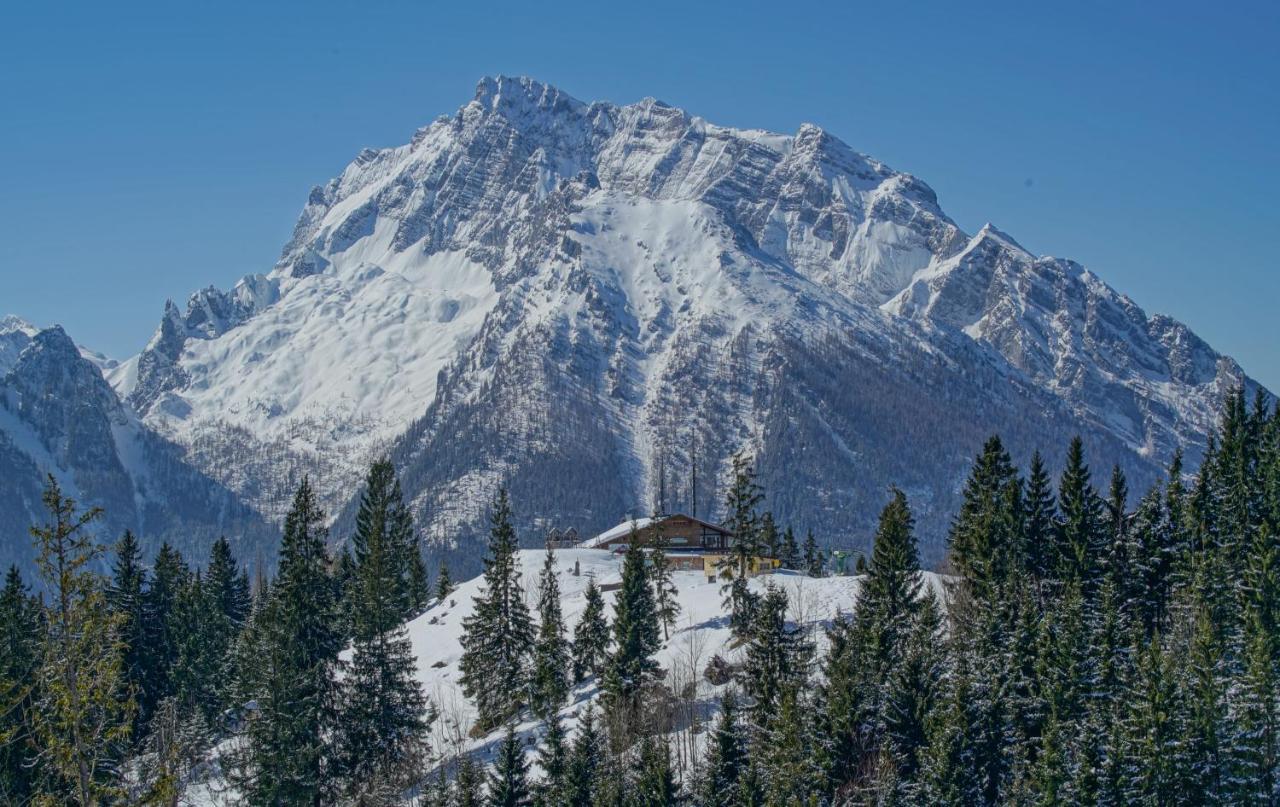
[105,77,1259,557]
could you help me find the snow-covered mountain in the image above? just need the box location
[0,317,272,574]
[104,76,1256,562]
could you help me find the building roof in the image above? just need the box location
[578,512,732,549]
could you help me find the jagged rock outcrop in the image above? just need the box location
[0,320,272,575]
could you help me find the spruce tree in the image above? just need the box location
[949,436,1022,601]
[335,624,432,795]
[108,531,150,735]
[822,489,923,790]
[719,452,764,631]
[1178,604,1231,802]
[1057,436,1107,590]
[779,526,800,571]
[649,518,681,640]
[633,733,678,806]
[802,530,824,577]
[29,476,133,806]
[572,576,610,683]
[739,584,811,728]
[459,488,535,731]
[351,459,421,626]
[883,591,945,793]
[1122,636,1184,803]
[236,477,341,805]
[1024,449,1058,585]
[170,571,223,725]
[144,541,190,714]
[565,706,603,807]
[534,714,569,807]
[604,539,660,698]
[454,753,486,807]
[700,692,746,807]
[531,547,570,718]
[0,565,42,803]
[490,725,531,807]
[435,560,454,602]
[759,686,822,805]
[207,537,251,625]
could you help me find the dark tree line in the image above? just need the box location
[4,389,1279,805]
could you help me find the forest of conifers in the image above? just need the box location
[1,387,1278,806]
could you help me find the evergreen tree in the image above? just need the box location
[633,734,678,806]
[1178,603,1231,803]
[821,489,923,791]
[108,531,150,736]
[435,560,454,602]
[779,526,800,571]
[718,452,764,632]
[170,571,224,726]
[572,576,610,683]
[0,565,42,803]
[700,692,746,807]
[802,530,824,577]
[236,477,342,806]
[759,511,779,560]
[949,436,1023,600]
[759,686,823,805]
[408,539,431,617]
[648,517,681,640]
[144,541,189,719]
[351,459,421,627]
[335,620,432,796]
[531,547,571,718]
[453,753,486,807]
[883,591,945,793]
[1122,636,1184,804]
[203,536,251,721]
[490,725,531,807]
[1024,450,1058,585]
[459,488,535,731]
[739,584,811,727]
[29,476,133,806]
[534,714,569,807]
[604,539,660,705]
[565,706,603,807]
[1057,436,1107,590]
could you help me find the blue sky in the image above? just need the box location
[1,1,1277,388]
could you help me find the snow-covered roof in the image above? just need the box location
[578,512,733,549]
[578,516,656,549]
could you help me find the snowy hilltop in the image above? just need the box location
[62,75,1261,560]
[184,546,948,804]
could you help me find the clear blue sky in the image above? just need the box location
[2,1,1277,388]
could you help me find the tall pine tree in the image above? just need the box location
[459,488,535,731]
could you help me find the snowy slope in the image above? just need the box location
[406,547,946,761]
[102,76,1259,560]
[185,548,947,804]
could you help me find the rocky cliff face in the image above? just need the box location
[0,318,271,575]
[104,76,1256,563]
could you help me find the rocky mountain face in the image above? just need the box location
[98,76,1254,566]
[0,318,272,575]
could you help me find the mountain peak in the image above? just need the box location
[30,324,78,356]
[0,315,37,336]
[973,222,1030,255]
[472,75,586,118]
